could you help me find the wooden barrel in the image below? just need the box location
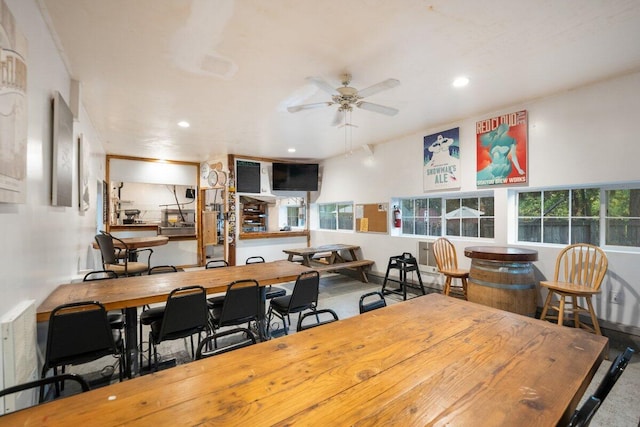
[467,259,537,317]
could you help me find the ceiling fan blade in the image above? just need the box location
[331,109,344,127]
[357,78,400,98]
[287,102,333,113]
[306,76,339,95]
[356,101,399,116]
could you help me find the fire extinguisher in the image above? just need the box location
[393,205,401,228]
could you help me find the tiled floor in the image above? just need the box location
[68,273,639,426]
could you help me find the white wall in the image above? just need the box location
[0,0,106,317]
[313,71,640,330]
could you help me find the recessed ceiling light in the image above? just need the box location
[177,121,190,128]
[452,76,469,88]
[288,148,296,153]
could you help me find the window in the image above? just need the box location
[286,206,302,227]
[401,197,442,236]
[397,195,494,239]
[318,202,353,231]
[606,189,640,247]
[517,187,601,245]
[445,196,494,238]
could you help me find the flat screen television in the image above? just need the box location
[272,162,319,191]
[236,160,261,193]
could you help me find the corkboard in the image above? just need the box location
[355,203,388,233]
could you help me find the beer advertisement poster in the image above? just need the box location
[423,127,460,192]
[476,110,528,186]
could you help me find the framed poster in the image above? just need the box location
[476,110,528,186]
[423,127,460,191]
[0,0,28,204]
[78,134,90,211]
[52,92,74,207]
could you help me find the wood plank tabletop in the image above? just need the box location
[14,294,608,426]
[464,245,539,262]
[36,260,309,322]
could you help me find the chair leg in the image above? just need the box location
[443,276,452,296]
[540,290,554,320]
[558,295,566,326]
[572,296,580,328]
[461,277,468,300]
[585,297,602,335]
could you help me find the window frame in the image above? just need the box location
[317,201,354,231]
[515,183,640,250]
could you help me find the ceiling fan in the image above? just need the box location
[287,73,400,126]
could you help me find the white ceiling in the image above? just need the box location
[39,0,640,162]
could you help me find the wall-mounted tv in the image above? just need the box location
[272,162,319,191]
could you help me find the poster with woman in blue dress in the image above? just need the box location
[476,110,528,186]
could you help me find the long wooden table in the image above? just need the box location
[283,244,373,282]
[14,294,608,426]
[37,260,310,375]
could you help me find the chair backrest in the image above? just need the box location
[45,301,118,368]
[554,243,608,290]
[219,279,261,327]
[156,286,208,342]
[0,373,90,399]
[245,256,265,264]
[0,373,90,411]
[95,233,118,265]
[296,309,339,332]
[568,347,634,427]
[432,238,459,271]
[359,291,387,314]
[288,271,320,311]
[568,396,601,427]
[195,327,257,360]
[593,346,634,401]
[206,259,229,269]
[83,270,118,281]
[148,265,178,275]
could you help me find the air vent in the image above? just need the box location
[417,241,438,273]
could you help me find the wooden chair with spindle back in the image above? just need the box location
[539,243,608,335]
[432,237,468,299]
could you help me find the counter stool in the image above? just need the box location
[381,253,425,300]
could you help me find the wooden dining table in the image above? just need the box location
[90,235,169,250]
[36,260,310,376]
[14,294,608,426]
[283,243,374,282]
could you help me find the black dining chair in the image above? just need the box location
[95,232,152,276]
[206,259,229,269]
[0,373,90,407]
[209,279,262,342]
[267,270,320,336]
[195,327,257,360]
[205,259,229,310]
[296,309,339,332]
[359,291,387,314]
[148,265,178,275]
[568,347,634,426]
[40,301,124,401]
[147,286,209,371]
[246,256,287,300]
[82,270,125,330]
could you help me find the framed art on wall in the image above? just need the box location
[51,92,74,207]
[423,127,461,191]
[0,0,28,204]
[78,134,90,211]
[476,110,528,186]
